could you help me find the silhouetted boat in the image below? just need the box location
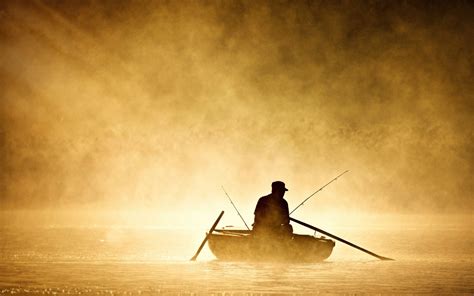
[208,229,335,262]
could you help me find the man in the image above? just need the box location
[252,181,293,238]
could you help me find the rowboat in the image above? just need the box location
[208,229,335,262]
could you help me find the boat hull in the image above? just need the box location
[208,231,335,262]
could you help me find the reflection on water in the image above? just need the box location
[0,226,472,294]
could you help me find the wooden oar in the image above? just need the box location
[190,211,224,261]
[290,217,394,261]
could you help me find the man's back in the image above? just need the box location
[254,194,289,229]
[252,189,292,238]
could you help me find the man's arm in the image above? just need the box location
[253,198,263,226]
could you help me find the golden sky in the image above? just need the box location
[1,1,473,221]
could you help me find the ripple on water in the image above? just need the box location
[0,227,472,294]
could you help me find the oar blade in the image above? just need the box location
[378,255,395,261]
[190,211,224,261]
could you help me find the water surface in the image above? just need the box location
[0,225,472,294]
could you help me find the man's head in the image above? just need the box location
[271,181,288,198]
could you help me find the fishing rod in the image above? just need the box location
[289,170,349,215]
[221,186,250,230]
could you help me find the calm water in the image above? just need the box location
[0,225,472,295]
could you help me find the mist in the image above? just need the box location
[1,0,473,227]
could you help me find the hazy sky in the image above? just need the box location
[1,0,473,219]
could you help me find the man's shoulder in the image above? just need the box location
[257,194,271,203]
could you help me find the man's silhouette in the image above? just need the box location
[252,181,293,238]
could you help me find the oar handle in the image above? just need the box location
[190,211,224,261]
[290,217,394,261]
